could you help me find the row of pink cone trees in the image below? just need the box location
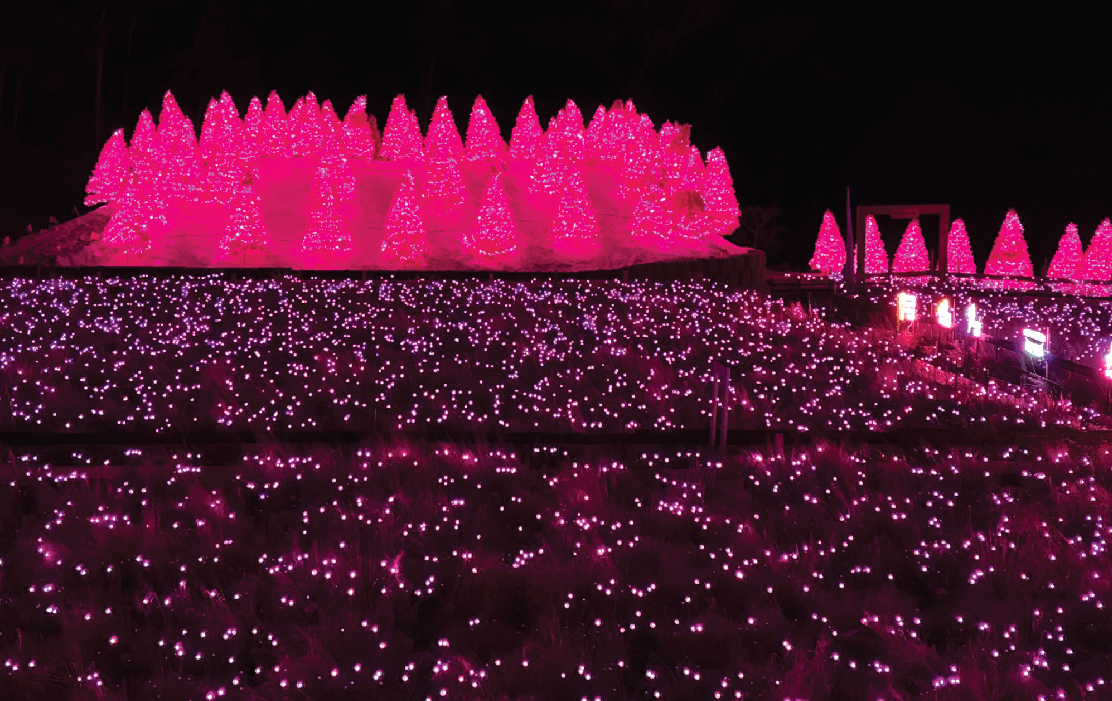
[810,209,1112,281]
[85,89,742,264]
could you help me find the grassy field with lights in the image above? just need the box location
[3,274,1112,701]
[3,440,1112,701]
[1,275,1101,437]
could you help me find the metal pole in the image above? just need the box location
[844,186,855,292]
[710,375,719,448]
[719,366,730,450]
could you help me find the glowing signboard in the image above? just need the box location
[936,298,953,329]
[1022,329,1047,359]
[965,303,981,337]
[897,292,917,323]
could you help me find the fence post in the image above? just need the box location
[711,362,730,452]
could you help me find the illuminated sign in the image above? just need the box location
[936,298,953,329]
[897,292,917,323]
[1022,329,1047,358]
[965,303,981,337]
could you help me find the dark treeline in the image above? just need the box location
[2,3,1110,270]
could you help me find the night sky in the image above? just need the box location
[1,2,1108,270]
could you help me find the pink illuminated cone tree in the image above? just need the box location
[200,93,245,203]
[984,209,1033,278]
[126,109,167,225]
[509,95,544,162]
[464,95,506,163]
[1047,223,1083,279]
[945,219,977,274]
[320,124,357,202]
[342,96,377,162]
[425,96,464,163]
[467,172,518,258]
[701,148,740,235]
[1082,218,1112,281]
[320,100,343,139]
[549,99,586,165]
[661,124,693,195]
[678,146,706,193]
[263,91,292,157]
[528,134,569,197]
[630,185,677,246]
[86,129,130,205]
[381,170,428,266]
[809,209,846,274]
[241,96,266,165]
[380,95,423,162]
[289,93,324,158]
[103,181,157,257]
[585,105,608,163]
[619,115,661,200]
[550,168,600,255]
[302,167,351,257]
[892,219,930,273]
[154,91,203,200]
[220,185,269,260]
[600,100,635,164]
[420,141,467,214]
[863,215,888,274]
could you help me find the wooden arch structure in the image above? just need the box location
[853,204,951,277]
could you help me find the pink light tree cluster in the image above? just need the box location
[88,91,743,263]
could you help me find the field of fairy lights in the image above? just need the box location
[3,273,1112,701]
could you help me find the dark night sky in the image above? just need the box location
[1,2,1110,270]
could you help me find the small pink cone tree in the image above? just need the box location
[464,95,506,163]
[945,219,977,274]
[984,209,1033,277]
[466,172,518,258]
[86,129,130,205]
[302,167,351,257]
[381,170,428,266]
[809,209,846,274]
[1082,218,1112,282]
[891,218,930,273]
[509,95,544,162]
[863,215,888,274]
[550,168,600,255]
[380,94,423,162]
[220,185,269,260]
[1047,223,1084,279]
